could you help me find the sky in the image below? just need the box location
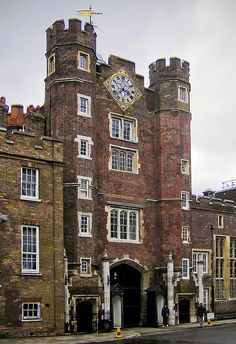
[1,0,236,196]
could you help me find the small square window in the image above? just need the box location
[22,302,41,321]
[179,86,188,103]
[48,54,55,76]
[181,159,189,175]
[182,226,190,243]
[80,258,91,276]
[78,51,90,71]
[75,135,93,159]
[78,176,92,200]
[78,212,92,237]
[181,191,190,210]
[77,94,91,117]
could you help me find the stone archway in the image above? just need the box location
[110,263,141,327]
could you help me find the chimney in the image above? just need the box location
[6,104,25,128]
[0,96,9,126]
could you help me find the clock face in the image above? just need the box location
[104,70,142,110]
[111,74,136,103]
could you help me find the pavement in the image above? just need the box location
[0,319,236,344]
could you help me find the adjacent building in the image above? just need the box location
[0,100,65,336]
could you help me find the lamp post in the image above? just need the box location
[210,224,215,312]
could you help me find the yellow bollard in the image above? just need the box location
[115,327,123,338]
[207,318,212,326]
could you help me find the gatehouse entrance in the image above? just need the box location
[111,263,141,327]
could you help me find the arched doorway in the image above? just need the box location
[179,298,190,323]
[110,264,141,327]
[76,300,93,332]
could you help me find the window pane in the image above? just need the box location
[112,119,120,138]
[80,140,88,156]
[120,210,127,239]
[80,98,88,113]
[112,150,118,170]
[81,215,88,233]
[123,121,132,140]
[127,152,133,172]
[111,210,118,238]
[129,211,137,240]
[119,151,125,171]
[80,55,86,69]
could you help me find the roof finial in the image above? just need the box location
[77,6,102,24]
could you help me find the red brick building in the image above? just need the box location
[43,18,195,330]
[1,17,236,336]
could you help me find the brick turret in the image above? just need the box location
[44,19,97,264]
[149,57,192,267]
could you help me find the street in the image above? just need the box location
[0,324,236,344]
[123,324,236,344]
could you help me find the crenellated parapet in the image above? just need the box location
[149,57,190,86]
[192,194,236,213]
[46,18,97,53]
[0,127,63,163]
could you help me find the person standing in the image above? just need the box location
[161,304,170,327]
[196,303,206,327]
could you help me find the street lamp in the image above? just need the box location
[210,224,215,312]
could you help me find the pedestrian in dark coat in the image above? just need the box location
[196,303,206,327]
[161,305,170,327]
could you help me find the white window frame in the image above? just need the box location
[181,191,190,210]
[77,176,92,200]
[109,208,140,243]
[75,135,93,159]
[21,225,39,274]
[182,258,189,279]
[110,145,139,174]
[192,251,209,274]
[47,53,55,76]
[77,94,91,117]
[20,167,39,201]
[80,258,92,276]
[178,86,188,103]
[78,51,90,72]
[109,113,137,142]
[78,212,92,237]
[22,302,41,321]
[182,226,190,243]
[181,159,189,175]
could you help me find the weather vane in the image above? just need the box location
[77,6,102,24]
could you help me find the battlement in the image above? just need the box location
[46,18,97,53]
[149,57,190,86]
[192,194,236,212]
[0,127,63,163]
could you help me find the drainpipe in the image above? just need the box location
[167,252,175,325]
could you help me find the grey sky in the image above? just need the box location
[1,0,236,196]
